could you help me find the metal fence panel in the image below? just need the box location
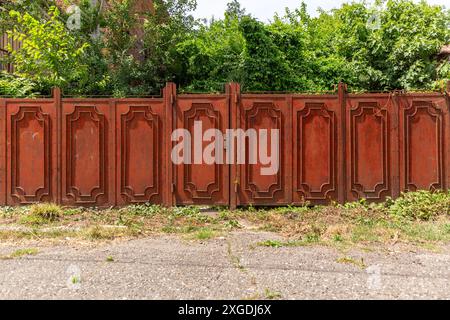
[0,82,448,207]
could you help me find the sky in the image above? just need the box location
[192,0,449,21]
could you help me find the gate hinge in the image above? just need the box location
[234,93,239,104]
[171,183,176,193]
[234,179,239,193]
[170,93,175,107]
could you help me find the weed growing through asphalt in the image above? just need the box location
[0,248,39,260]
[227,241,246,272]
[257,240,308,248]
[71,275,81,284]
[336,256,367,269]
[264,288,282,300]
[10,248,39,258]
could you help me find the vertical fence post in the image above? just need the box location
[109,97,117,207]
[391,91,401,199]
[338,82,347,204]
[164,82,177,207]
[446,81,450,191]
[0,97,6,205]
[53,87,62,205]
[228,82,240,210]
[286,93,293,205]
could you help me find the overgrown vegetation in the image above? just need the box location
[387,190,449,221]
[0,73,39,97]
[0,191,448,249]
[0,0,449,96]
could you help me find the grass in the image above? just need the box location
[190,227,217,240]
[10,248,39,258]
[257,239,312,248]
[264,288,282,300]
[336,256,367,269]
[0,248,39,260]
[227,241,246,272]
[243,288,282,300]
[83,225,129,240]
[71,275,81,284]
[0,191,448,248]
[19,203,63,225]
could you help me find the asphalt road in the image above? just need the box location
[0,232,449,300]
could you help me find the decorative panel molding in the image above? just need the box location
[404,101,444,191]
[244,102,282,199]
[11,106,51,203]
[296,103,336,200]
[183,103,221,200]
[120,106,160,203]
[66,106,106,204]
[350,102,389,199]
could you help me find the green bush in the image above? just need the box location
[387,191,450,221]
[0,73,40,97]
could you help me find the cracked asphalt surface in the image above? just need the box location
[0,231,449,300]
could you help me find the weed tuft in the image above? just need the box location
[192,228,216,240]
[20,203,63,225]
[264,288,282,300]
[336,256,367,269]
[84,225,127,240]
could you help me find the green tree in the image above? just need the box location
[318,0,450,90]
[239,16,295,91]
[7,6,89,91]
[99,0,197,96]
[226,0,247,20]
[176,1,245,92]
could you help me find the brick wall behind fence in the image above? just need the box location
[0,82,449,208]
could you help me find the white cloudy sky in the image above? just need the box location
[192,0,449,21]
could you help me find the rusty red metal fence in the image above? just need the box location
[0,82,449,208]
